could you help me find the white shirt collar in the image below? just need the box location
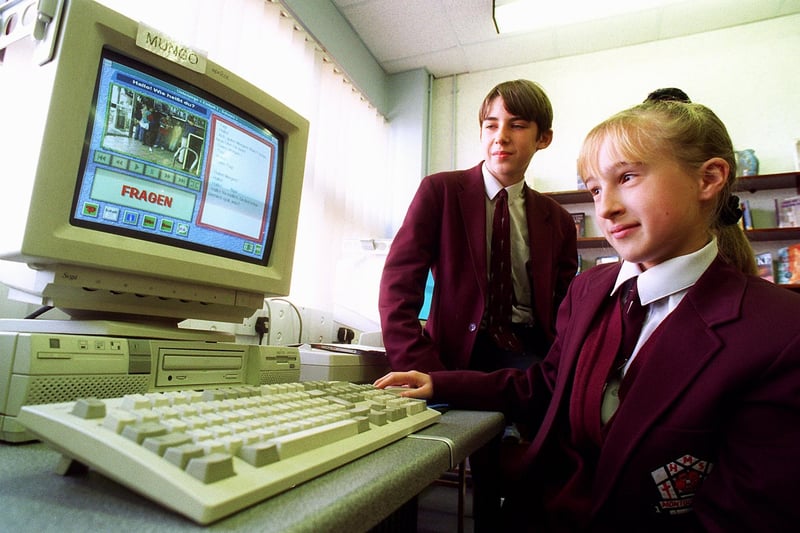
[612,238,718,306]
[481,162,525,200]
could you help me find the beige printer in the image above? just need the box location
[298,343,390,384]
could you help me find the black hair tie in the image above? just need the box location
[720,194,743,226]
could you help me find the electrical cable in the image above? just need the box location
[25,305,54,319]
[265,297,303,344]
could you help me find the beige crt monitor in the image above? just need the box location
[0,0,309,329]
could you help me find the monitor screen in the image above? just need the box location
[73,49,282,266]
[0,0,309,328]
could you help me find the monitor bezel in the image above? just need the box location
[70,47,286,268]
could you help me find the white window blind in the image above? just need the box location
[98,0,392,308]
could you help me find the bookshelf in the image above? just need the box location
[735,171,800,193]
[546,171,800,290]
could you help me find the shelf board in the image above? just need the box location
[578,228,800,247]
[577,237,611,249]
[745,227,800,241]
[734,171,799,193]
[548,171,799,204]
[553,176,800,264]
[547,190,592,204]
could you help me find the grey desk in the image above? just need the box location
[1,410,504,532]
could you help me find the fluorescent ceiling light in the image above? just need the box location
[493,0,686,34]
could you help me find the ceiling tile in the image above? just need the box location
[335,0,461,62]
[442,0,497,44]
[329,0,800,77]
[555,10,662,58]
[461,30,560,73]
[384,46,470,78]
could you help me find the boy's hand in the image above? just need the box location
[373,371,433,399]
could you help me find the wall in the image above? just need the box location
[386,69,431,231]
[281,0,389,116]
[429,14,800,194]
[280,0,432,231]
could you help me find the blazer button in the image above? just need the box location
[468,323,478,332]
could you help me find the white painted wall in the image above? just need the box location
[429,14,800,194]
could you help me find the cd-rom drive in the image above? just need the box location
[151,342,248,388]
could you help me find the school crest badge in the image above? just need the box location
[651,454,714,515]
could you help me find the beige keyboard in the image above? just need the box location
[18,381,440,524]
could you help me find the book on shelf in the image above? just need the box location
[571,212,586,237]
[595,255,620,265]
[776,244,800,284]
[740,199,753,230]
[755,251,774,282]
[776,196,800,228]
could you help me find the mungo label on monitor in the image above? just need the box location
[136,23,207,74]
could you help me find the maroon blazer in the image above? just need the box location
[379,162,577,372]
[433,257,800,531]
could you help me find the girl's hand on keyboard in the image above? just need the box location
[373,371,433,399]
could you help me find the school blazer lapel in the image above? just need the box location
[458,166,488,288]
[524,185,552,271]
[591,258,746,509]
[528,264,620,455]
[523,186,558,312]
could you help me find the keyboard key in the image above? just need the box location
[353,416,370,433]
[132,408,159,424]
[386,406,407,421]
[327,396,355,409]
[369,410,387,426]
[238,441,280,467]
[405,399,427,415]
[122,422,168,444]
[121,394,151,411]
[199,439,227,455]
[161,418,189,433]
[270,419,359,459]
[143,432,193,455]
[146,393,170,408]
[162,391,188,405]
[350,406,370,418]
[186,453,235,483]
[71,398,106,419]
[187,428,213,442]
[184,415,209,429]
[202,389,227,401]
[220,435,244,455]
[102,409,137,433]
[163,443,205,469]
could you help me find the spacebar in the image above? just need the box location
[270,419,360,459]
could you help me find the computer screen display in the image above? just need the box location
[73,49,282,265]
